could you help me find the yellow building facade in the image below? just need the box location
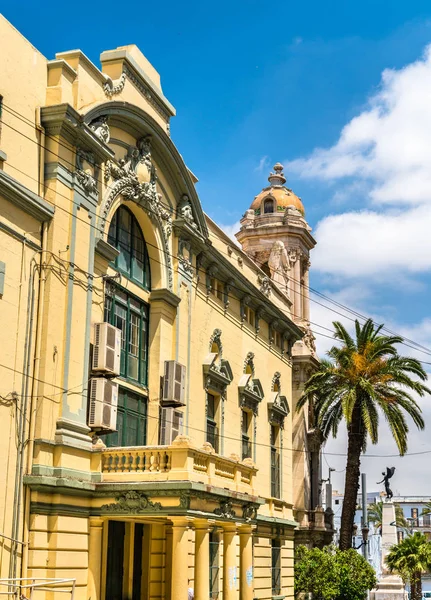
[0,15,332,600]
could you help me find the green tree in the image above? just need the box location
[294,545,376,600]
[368,501,409,532]
[386,532,431,600]
[297,319,430,550]
[295,545,338,600]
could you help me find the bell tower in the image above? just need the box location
[236,163,315,337]
[236,164,334,547]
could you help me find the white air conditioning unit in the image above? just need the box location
[159,407,184,445]
[162,360,186,406]
[92,322,121,376]
[88,378,118,430]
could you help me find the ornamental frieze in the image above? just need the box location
[101,491,162,514]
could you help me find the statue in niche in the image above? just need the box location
[377,467,396,500]
[268,240,290,291]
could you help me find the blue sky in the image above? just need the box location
[3,1,431,494]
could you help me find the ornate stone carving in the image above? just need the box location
[258,274,271,297]
[101,491,162,514]
[303,326,317,354]
[177,194,197,229]
[214,500,236,519]
[100,136,173,289]
[240,294,251,322]
[178,237,193,276]
[89,115,110,144]
[268,240,290,290]
[76,149,98,195]
[224,278,234,310]
[243,352,255,378]
[271,371,281,393]
[206,263,218,296]
[288,248,299,266]
[104,72,126,98]
[242,503,258,521]
[209,328,223,359]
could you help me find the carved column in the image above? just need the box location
[223,523,239,600]
[239,525,253,600]
[302,260,310,321]
[171,517,191,600]
[88,518,103,600]
[294,257,301,320]
[194,520,211,600]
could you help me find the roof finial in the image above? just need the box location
[268,163,286,186]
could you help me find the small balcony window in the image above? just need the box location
[206,393,220,453]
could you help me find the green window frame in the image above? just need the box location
[209,531,220,599]
[108,205,151,290]
[104,287,149,386]
[271,538,281,595]
[104,387,147,448]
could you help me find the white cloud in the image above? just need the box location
[218,221,241,244]
[255,155,270,172]
[288,45,431,206]
[313,204,431,277]
[287,44,431,279]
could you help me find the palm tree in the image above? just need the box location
[386,532,431,600]
[368,501,409,532]
[297,319,430,551]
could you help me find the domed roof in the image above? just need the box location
[250,163,305,215]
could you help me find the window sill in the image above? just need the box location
[116,376,149,394]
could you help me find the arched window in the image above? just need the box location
[108,206,151,289]
[264,198,274,214]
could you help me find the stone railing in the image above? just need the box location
[92,435,257,494]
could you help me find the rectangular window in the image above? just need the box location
[271,425,281,498]
[206,392,219,453]
[271,539,281,595]
[241,410,252,460]
[209,531,220,599]
[103,387,147,448]
[411,508,419,527]
[104,288,149,385]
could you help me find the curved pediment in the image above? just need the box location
[238,373,264,415]
[84,101,208,239]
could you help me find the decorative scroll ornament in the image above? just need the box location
[104,72,126,98]
[101,136,173,289]
[243,352,255,378]
[178,237,193,276]
[101,491,162,514]
[177,194,197,229]
[271,371,282,394]
[89,115,110,144]
[214,500,236,519]
[209,328,223,359]
[76,149,98,195]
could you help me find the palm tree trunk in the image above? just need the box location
[410,580,416,600]
[339,406,363,550]
[415,571,422,600]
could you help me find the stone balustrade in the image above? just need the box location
[92,435,257,494]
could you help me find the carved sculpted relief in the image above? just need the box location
[100,135,174,289]
[268,240,290,292]
[76,148,98,196]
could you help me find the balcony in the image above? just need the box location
[407,517,431,530]
[91,435,257,495]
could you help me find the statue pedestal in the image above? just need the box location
[370,575,406,600]
[370,502,407,600]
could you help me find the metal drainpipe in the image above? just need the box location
[9,258,37,582]
[21,221,49,581]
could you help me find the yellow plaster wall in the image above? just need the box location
[0,195,42,578]
[0,15,47,195]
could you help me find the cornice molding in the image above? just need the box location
[0,170,54,221]
[40,104,115,164]
[95,238,120,262]
[100,49,176,119]
[149,288,181,308]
